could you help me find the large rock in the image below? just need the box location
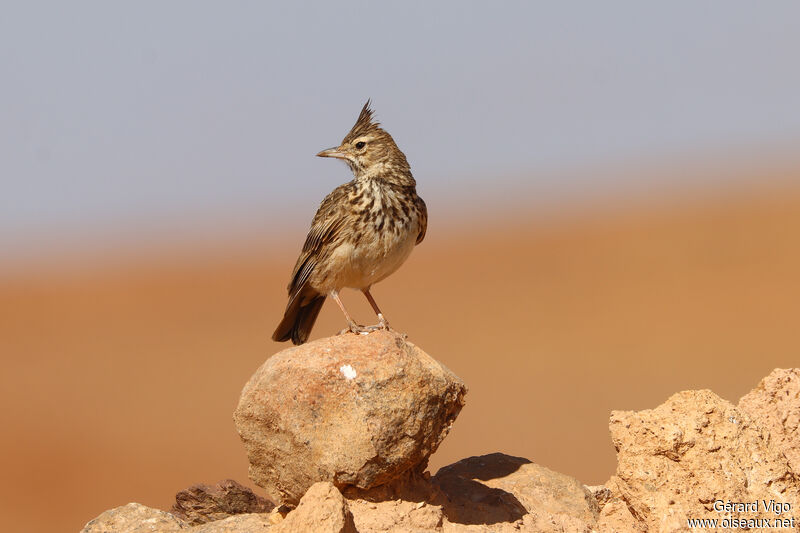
[605,389,800,531]
[171,479,274,525]
[81,503,186,533]
[234,330,467,505]
[433,453,598,532]
[738,368,800,474]
[341,453,599,532]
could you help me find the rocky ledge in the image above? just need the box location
[81,332,800,532]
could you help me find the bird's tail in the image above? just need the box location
[272,291,326,345]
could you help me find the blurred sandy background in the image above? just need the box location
[2,3,800,533]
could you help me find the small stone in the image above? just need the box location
[272,482,356,533]
[171,479,274,525]
[268,508,286,524]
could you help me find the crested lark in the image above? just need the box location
[272,101,428,345]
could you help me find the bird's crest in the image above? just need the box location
[343,99,381,142]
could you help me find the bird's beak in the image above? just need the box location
[316,147,348,160]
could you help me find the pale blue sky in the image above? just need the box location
[2,2,800,256]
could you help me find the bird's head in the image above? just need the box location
[317,100,411,180]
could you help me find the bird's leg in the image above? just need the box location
[362,288,391,330]
[331,290,370,335]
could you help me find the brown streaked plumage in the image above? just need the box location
[272,100,427,345]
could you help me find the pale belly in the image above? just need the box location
[316,225,418,292]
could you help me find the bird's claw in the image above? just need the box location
[376,314,391,330]
[363,319,392,332]
[338,322,372,336]
[338,320,392,336]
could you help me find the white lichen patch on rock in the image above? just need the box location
[340,364,357,380]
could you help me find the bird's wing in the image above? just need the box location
[415,195,428,245]
[286,182,352,305]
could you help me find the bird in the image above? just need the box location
[272,100,427,345]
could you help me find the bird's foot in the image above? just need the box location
[338,322,373,336]
[338,315,392,337]
[363,315,392,332]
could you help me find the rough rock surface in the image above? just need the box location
[81,503,187,533]
[171,479,274,525]
[82,368,800,533]
[595,494,645,533]
[434,453,598,532]
[187,513,272,532]
[272,481,356,533]
[344,470,447,532]
[339,453,599,532]
[605,388,800,532]
[738,367,800,474]
[234,330,467,504]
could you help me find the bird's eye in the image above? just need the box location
[355,141,366,149]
